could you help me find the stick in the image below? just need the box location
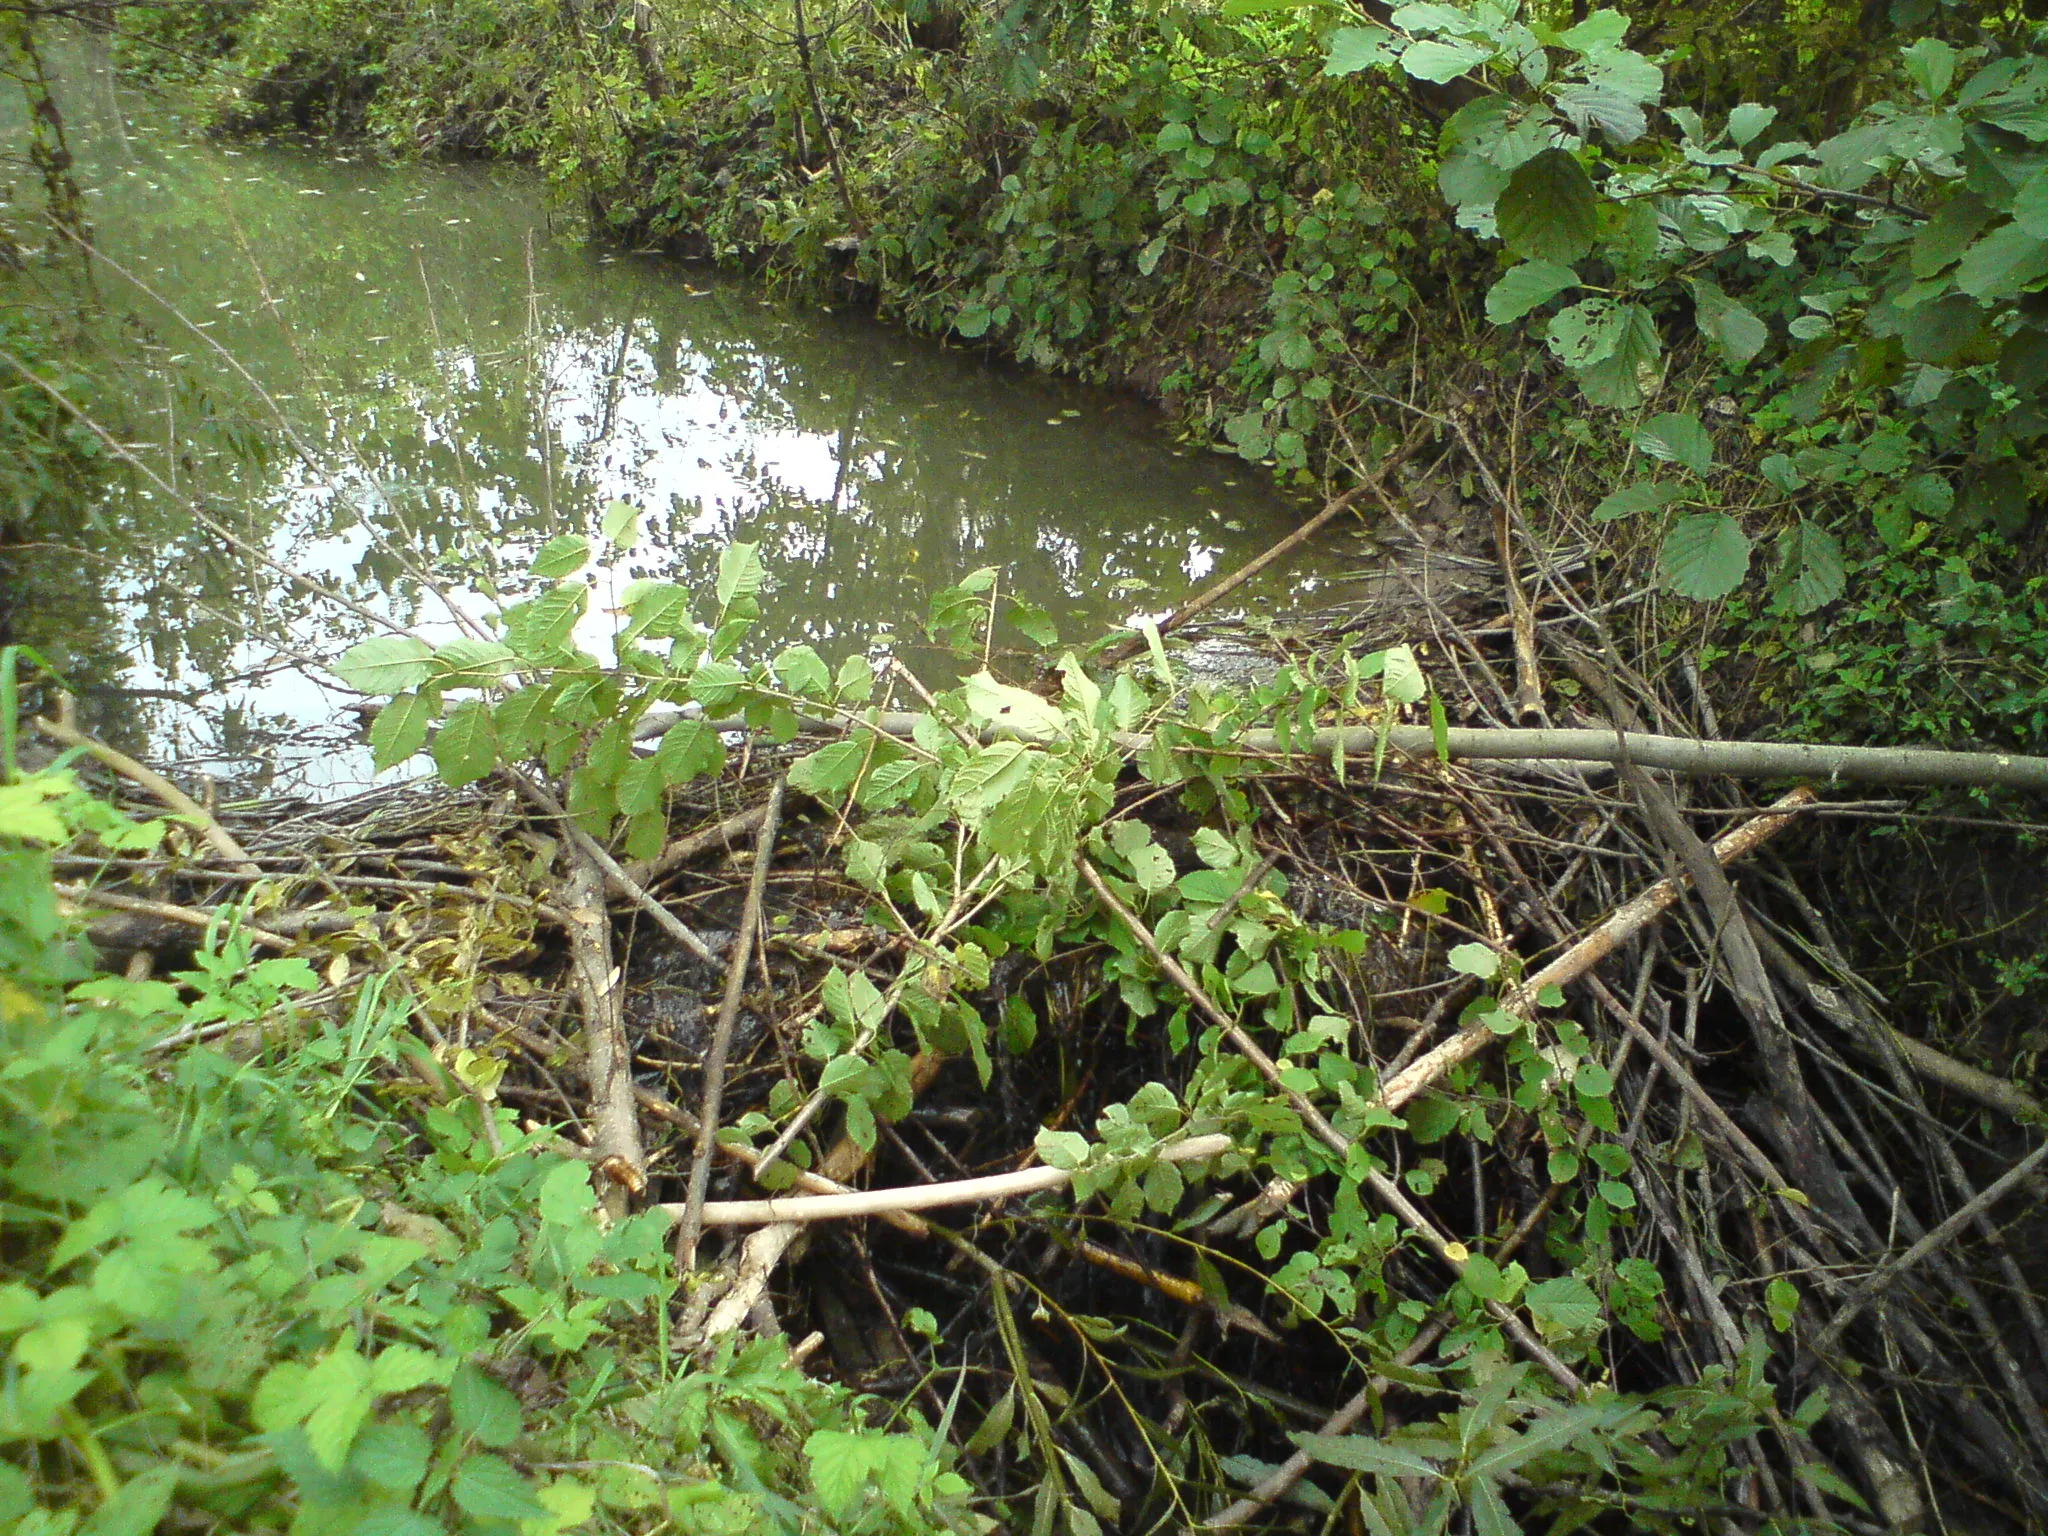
[35,712,260,874]
[57,884,295,950]
[1374,788,1816,1112]
[722,711,2048,792]
[619,801,771,888]
[560,848,645,1216]
[663,1133,1234,1227]
[674,779,784,1270]
[1814,1137,2048,1357]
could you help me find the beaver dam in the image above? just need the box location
[30,451,2048,1535]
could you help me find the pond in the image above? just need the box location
[11,43,1308,795]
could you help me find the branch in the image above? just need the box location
[664,1133,1234,1227]
[36,711,260,873]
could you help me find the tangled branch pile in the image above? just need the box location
[15,500,2048,1535]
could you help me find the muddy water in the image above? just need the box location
[21,47,1305,793]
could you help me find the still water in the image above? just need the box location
[14,49,1303,794]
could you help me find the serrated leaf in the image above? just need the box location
[530,534,590,580]
[451,1363,523,1447]
[772,644,832,699]
[1574,302,1663,407]
[452,1455,551,1521]
[1546,297,1627,367]
[600,499,641,549]
[432,701,498,788]
[370,691,435,771]
[655,719,724,787]
[1497,150,1599,264]
[714,542,765,609]
[1772,520,1846,615]
[1323,25,1390,75]
[789,740,868,800]
[1659,513,1752,600]
[1635,412,1715,473]
[1551,83,1645,143]
[301,1345,374,1472]
[948,741,1036,816]
[431,638,517,683]
[1592,481,1684,521]
[1292,1434,1440,1478]
[1485,261,1579,324]
[336,635,433,695]
[1402,37,1491,83]
[350,1421,432,1493]
[1688,279,1768,366]
[1524,1274,1601,1337]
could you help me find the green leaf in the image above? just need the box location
[1767,1277,1800,1332]
[1485,261,1578,324]
[494,684,556,758]
[714,542,765,609]
[1901,36,1956,100]
[1659,513,1751,600]
[954,304,991,338]
[432,700,498,788]
[1772,520,1846,615]
[451,1363,523,1447]
[1912,192,1992,277]
[1557,9,1627,48]
[370,691,435,771]
[1035,1129,1090,1170]
[78,1467,176,1536]
[1496,150,1599,265]
[1954,223,2048,302]
[1109,821,1176,893]
[1323,25,1391,75]
[350,1421,432,1493]
[964,670,1066,737]
[772,644,831,700]
[1635,412,1715,473]
[336,636,434,695]
[1292,1434,1439,1478]
[1574,302,1663,407]
[1460,1253,1506,1300]
[1381,643,1425,705]
[1726,102,1776,147]
[430,638,517,684]
[789,740,868,800]
[655,719,725,787]
[1468,1476,1520,1536]
[1402,38,1491,83]
[1447,942,1499,979]
[601,499,641,549]
[1524,1274,1601,1337]
[302,1345,375,1472]
[1688,279,1768,366]
[530,534,590,580]
[1546,297,1628,368]
[2015,168,2048,240]
[452,1455,551,1521]
[1592,481,1684,521]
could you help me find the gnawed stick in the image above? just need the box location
[663,1133,1233,1227]
[36,710,260,874]
[675,779,784,1270]
[696,1051,946,1347]
[560,849,645,1218]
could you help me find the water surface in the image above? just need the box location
[10,49,1304,793]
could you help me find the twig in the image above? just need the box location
[506,769,721,969]
[618,801,771,888]
[1813,1137,2048,1356]
[674,779,784,1270]
[664,1133,1233,1227]
[1375,788,1815,1112]
[36,712,260,874]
